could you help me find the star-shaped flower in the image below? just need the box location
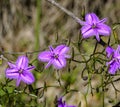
[57,97,76,107]
[80,13,111,41]
[5,55,35,86]
[38,44,70,69]
[106,45,120,74]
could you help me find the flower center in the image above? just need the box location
[92,24,96,29]
[52,53,59,59]
[19,69,23,74]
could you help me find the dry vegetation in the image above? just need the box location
[0,0,120,107]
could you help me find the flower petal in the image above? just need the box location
[25,66,35,71]
[49,46,54,52]
[53,56,66,69]
[81,25,91,34]
[85,13,99,25]
[54,45,70,55]
[16,56,29,69]
[16,76,21,86]
[97,23,111,36]
[114,45,120,57]
[67,106,76,107]
[8,62,16,68]
[105,46,114,58]
[45,59,53,68]
[21,71,35,84]
[38,51,51,62]
[98,18,107,23]
[109,62,118,74]
[64,54,71,59]
[95,30,100,41]
[5,68,19,79]
[82,28,96,39]
[58,97,66,107]
[58,97,76,107]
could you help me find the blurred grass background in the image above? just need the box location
[0,0,120,107]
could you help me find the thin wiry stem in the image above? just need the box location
[45,0,84,25]
[1,50,41,55]
[101,72,105,107]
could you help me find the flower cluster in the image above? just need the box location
[5,44,70,86]
[5,13,112,86]
[4,12,114,106]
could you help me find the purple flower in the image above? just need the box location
[80,13,111,41]
[58,97,76,107]
[5,55,35,86]
[38,45,70,69]
[106,46,115,58]
[106,45,120,74]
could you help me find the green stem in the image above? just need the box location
[83,73,91,107]
[84,95,88,107]
[101,72,104,107]
[35,0,41,50]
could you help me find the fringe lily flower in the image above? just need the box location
[57,97,76,107]
[80,13,111,41]
[106,45,120,74]
[5,56,35,86]
[38,44,70,69]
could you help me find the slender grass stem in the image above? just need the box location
[45,0,84,24]
[102,72,105,107]
[35,0,41,50]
